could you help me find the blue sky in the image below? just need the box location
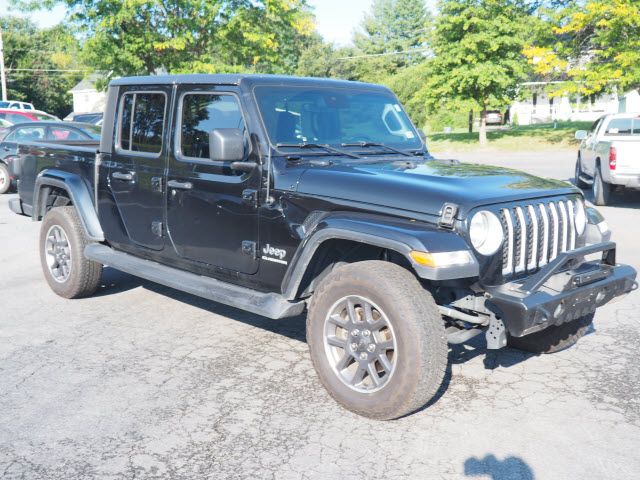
[0,0,374,46]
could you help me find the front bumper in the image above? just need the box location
[484,242,637,337]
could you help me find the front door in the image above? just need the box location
[108,88,170,250]
[165,86,261,274]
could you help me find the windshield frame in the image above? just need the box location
[251,84,424,157]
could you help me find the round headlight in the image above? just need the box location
[469,210,504,256]
[574,199,586,236]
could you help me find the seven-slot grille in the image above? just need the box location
[500,199,578,277]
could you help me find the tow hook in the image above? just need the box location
[486,317,507,349]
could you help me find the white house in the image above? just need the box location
[510,82,619,125]
[618,90,640,113]
[68,74,107,114]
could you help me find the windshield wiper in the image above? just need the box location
[341,141,413,157]
[276,142,361,159]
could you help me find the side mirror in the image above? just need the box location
[575,130,588,140]
[209,128,245,162]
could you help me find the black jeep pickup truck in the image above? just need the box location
[10,74,637,419]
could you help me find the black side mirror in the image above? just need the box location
[209,128,245,162]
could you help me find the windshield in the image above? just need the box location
[0,102,9,108]
[254,85,422,152]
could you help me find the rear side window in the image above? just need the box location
[15,127,45,141]
[604,118,639,135]
[179,93,245,160]
[118,92,166,154]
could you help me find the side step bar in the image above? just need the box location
[84,244,306,319]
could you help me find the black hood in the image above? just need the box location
[279,158,579,219]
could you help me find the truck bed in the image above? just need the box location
[16,141,99,212]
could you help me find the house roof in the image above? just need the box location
[70,74,105,93]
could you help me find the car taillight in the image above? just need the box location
[609,147,617,170]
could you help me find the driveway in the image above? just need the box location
[1,150,639,479]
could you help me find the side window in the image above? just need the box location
[48,127,85,141]
[179,93,245,160]
[15,127,45,141]
[118,92,166,155]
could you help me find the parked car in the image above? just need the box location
[10,74,637,420]
[0,121,100,194]
[0,109,60,125]
[64,112,103,125]
[575,113,640,205]
[485,110,503,125]
[0,100,35,111]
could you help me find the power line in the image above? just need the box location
[7,68,98,72]
[336,47,431,60]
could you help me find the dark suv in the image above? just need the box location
[10,74,637,419]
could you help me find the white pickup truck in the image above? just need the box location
[575,113,640,205]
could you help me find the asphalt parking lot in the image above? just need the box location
[1,149,639,480]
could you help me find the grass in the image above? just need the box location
[427,121,592,152]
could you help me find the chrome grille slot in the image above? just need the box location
[499,198,580,278]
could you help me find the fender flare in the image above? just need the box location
[281,213,479,300]
[33,169,104,242]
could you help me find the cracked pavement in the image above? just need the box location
[1,150,639,479]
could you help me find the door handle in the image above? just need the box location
[112,171,135,181]
[167,180,193,190]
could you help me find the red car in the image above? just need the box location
[0,109,60,125]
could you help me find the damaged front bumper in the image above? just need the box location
[484,242,637,338]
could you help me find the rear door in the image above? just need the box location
[108,88,170,250]
[582,117,604,175]
[165,86,261,274]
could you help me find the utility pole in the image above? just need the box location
[0,27,7,101]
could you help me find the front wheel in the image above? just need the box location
[574,156,589,189]
[508,314,594,354]
[40,206,103,298]
[307,261,447,420]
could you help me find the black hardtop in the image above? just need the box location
[108,73,388,91]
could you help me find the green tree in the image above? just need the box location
[525,0,640,96]
[427,0,532,144]
[13,0,316,76]
[0,16,83,117]
[352,0,432,75]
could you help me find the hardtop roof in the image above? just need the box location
[109,73,387,91]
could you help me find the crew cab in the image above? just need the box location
[9,74,637,419]
[575,113,640,205]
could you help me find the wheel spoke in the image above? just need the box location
[377,353,393,373]
[346,298,358,323]
[350,364,367,386]
[335,352,353,371]
[378,339,394,351]
[328,313,349,328]
[363,302,374,323]
[367,362,381,386]
[326,335,346,349]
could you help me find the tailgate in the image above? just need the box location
[613,140,640,175]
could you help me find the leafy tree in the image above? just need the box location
[13,0,316,75]
[525,0,640,96]
[0,16,83,117]
[353,0,432,74]
[426,0,533,144]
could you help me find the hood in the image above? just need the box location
[281,158,578,219]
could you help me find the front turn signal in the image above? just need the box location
[409,250,474,268]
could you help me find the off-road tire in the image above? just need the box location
[0,163,10,194]
[574,156,589,189]
[507,314,594,354]
[40,206,103,298]
[307,261,447,420]
[593,167,611,206]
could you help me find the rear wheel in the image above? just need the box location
[0,163,10,194]
[508,314,594,354]
[307,261,447,420]
[40,206,103,298]
[593,167,611,206]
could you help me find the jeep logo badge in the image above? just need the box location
[262,244,288,265]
